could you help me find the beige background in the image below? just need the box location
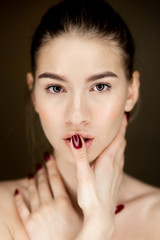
[0,0,160,187]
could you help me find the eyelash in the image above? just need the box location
[45,83,111,95]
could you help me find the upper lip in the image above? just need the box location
[63,131,94,140]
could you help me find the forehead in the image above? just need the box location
[36,34,125,78]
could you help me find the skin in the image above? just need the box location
[0,34,160,239]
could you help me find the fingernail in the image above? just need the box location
[72,134,82,149]
[36,163,42,171]
[115,204,124,214]
[14,189,19,196]
[125,112,130,122]
[28,172,34,179]
[43,152,50,162]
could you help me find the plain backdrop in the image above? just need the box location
[0,0,160,187]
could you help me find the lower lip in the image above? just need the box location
[64,139,93,150]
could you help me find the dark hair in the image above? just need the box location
[31,0,135,81]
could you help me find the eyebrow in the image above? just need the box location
[88,71,118,81]
[38,71,118,82]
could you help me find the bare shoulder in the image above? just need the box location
[140,180,160,239]
[142,180,160,236]
[129,175,160,208]
[125,175,160,239]
[0,178,29,239]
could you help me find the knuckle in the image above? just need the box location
[76,151,87,162]
[37,167,45,176]
[49,173,59,183]
[31,210,41,222]
[28,182,36,192]
[47,159,56,171]
[29,189,38,199]
[37,168,45,177]
[41,202,51,212]
[38,177,47,187]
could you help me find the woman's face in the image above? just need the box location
[32,34,138,164]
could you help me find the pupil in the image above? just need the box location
[97,84,104,91]
[54,86,61,92]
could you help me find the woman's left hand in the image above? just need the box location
[71,114,128,239]
[14,156,82,240]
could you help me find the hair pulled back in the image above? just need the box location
[31,0,135,80]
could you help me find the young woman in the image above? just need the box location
[0,0,160,239]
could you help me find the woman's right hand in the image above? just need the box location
[71,114,128,240]
[14,156,82,240]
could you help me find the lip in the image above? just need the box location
[64,138,94,150]
[63,131,94,150]
[63,131,94,140]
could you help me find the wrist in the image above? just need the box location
[75,217,114,240]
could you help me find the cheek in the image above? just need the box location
[96,96,126,143]
[35,97,62,139]
[34,88,61,124]
[96,95,125,123]
[37,108,62,148]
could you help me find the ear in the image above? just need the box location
[27,72,34,91]
[26,72,38,112]
[124,71,140,112]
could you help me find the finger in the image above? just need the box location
[96,138,125,186]
[36,164,52,203]
[28,173,41,211]
[46,155,69,200]
[70,135,92,181]
[99,114,127,161]
[14,189,30,224]
[112,140,126,195]
[94,115,127,178]
[115,138,126,168]
[108,114,127,153]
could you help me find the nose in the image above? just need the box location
[65,93,90,126]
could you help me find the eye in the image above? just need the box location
[92,83,111,93]
[46,85,64,94]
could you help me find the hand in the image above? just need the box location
[14,156,82,240]
[71,114,127,239]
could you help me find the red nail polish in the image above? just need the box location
[125,112,130,122]
[72,134,82,149]
[44,152,50,162]
[115,204,124,214]
[28,172,34,179]
[36,163,42,171]
[14,189,19,196]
